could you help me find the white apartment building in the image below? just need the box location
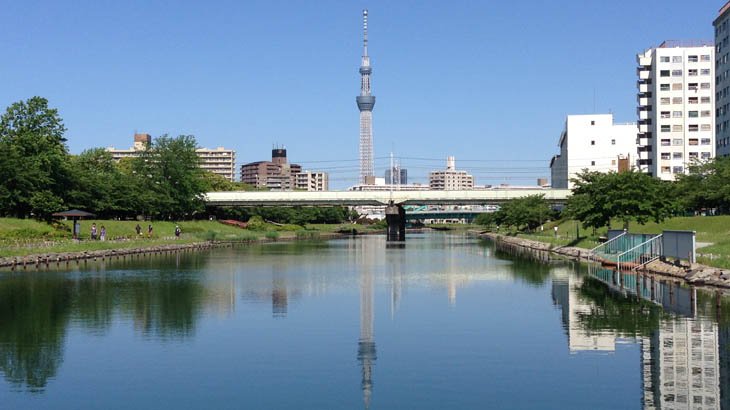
[106,134,237,181]
[429,156,474,190]
[715,2,730,156]
[294,171,329,191]
[549,114,637,189]
[636,41,716,180]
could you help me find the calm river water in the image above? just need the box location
[1,233,729,409]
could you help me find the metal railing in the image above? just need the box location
[590,231,628,262]
[616,234,663,272]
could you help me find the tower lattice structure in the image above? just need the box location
[356,9,375,184]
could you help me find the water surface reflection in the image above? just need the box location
[1,234,730,409]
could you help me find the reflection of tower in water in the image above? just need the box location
[353,237,379,409]
[359,267,375,408]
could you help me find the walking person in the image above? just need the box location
[100,225,106,241]
[91,223,97,240]
[135,224,142,237]
[175,225,181,239]
[147,224,153,238]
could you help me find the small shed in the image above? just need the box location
[52,209,96,239]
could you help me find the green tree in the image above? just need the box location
[490,194,552,231]
[132,135,208,219]
[675,156,730,214]
[567,170,677,230]
[0,97,70,219]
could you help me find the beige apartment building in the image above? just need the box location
[106,134,237,181]
[429,156,474,190]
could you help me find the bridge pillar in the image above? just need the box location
[385,202,405,242]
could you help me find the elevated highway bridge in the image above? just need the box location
[204,189,571,242]
[204,189,571,207]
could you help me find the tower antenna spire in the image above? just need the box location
[363,9,368,56]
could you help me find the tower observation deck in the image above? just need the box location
[357,9,375,184]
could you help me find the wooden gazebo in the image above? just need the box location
[52,209,96,239]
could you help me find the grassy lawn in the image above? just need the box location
[0,218,310,258]
[490,215,730,269]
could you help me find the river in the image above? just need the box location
[1,232,728,409]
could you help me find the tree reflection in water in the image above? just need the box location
[0,254,206,391]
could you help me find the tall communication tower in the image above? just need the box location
[356,9,375,184]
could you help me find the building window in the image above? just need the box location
[661,152,671,159]
[701,151,711,159]
[701,68,711,75]
[672,56,683,63]
[688,55,698,62]
[689,138,699,145]
[673,166,684,173]
[689,124,699,132]
[672,69,683,77]
[672,138,683,145]
[688,69,698,76]
[611,139,616,145]
[660,83,670,91]
[701,96,711,103]
[689,152,698,159]
[672,97,682,104]
[673,152,683,159]
[701,138,711,145]
[672,83,683,90]
[661,166,671,173]
[661,111,671,118]
[701,110,711,117]
[701,82,711,89]
[672,124,683,132]
[660,56,670,63]
[660,70,670,77]
[661,125,671,132]
[590,161,595,166]
[590,120,595,125]
[689,111,699,118]
[701,124,712,131]
[689,97,699,104]
[660,97,670,105]
[590,140,595,145]
[672,111,683,118]
[702,54,711,62]
[688,83,698,91]
[661,139,671,146]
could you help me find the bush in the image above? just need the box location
[204,230,218,241]
[295,230,320,240]
[265,231,280,241]
[246,215,268,231]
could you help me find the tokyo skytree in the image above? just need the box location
[356,9,375,184]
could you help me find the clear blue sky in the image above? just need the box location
[0,0,721,188]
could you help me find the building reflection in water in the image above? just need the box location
[553,264,725,409]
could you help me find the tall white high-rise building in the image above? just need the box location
[549,114,637,189]
[714,2,730,156]
[636,41,716,180]
[356,9,375,184]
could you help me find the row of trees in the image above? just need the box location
[0,97,213,220]
[480,162,730,233]
[0,97,356,225]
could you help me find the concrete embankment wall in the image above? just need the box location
[478,232,730,289]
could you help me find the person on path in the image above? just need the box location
[100,225,106,241]
[91,223,97,240]
[175,225,181,239]
[147,224,153,238]
[135,224,142,236]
